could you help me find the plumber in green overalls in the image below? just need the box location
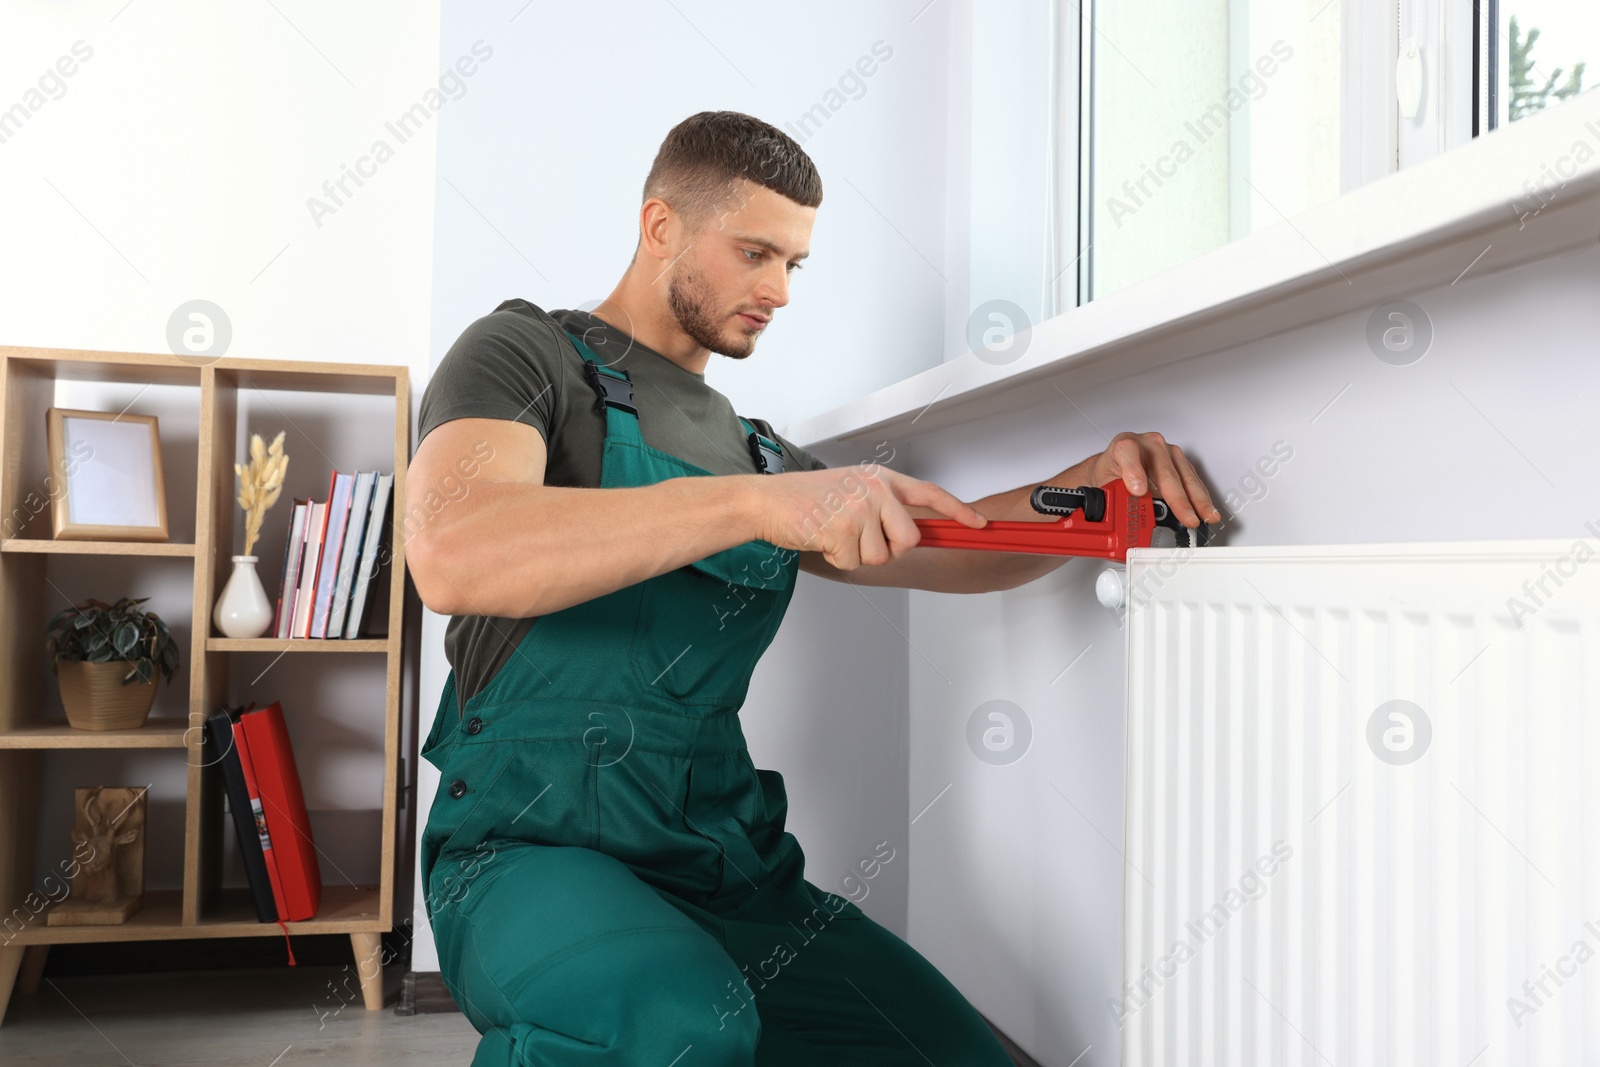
[406,111,1221,1067]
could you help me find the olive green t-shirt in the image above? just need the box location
[418,298,828,716]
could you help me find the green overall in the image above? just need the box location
[419,331,1014,1066]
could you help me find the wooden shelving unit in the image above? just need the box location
[0,346,410,1024]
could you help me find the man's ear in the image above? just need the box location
[639,197,679,262]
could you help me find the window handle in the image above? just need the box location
[1397,37,1424,119]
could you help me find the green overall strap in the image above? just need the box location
[564,329,784,476]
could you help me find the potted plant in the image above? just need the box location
[47,597,181,731]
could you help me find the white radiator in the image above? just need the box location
[1120,539,1600,1067]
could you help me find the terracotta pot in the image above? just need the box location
[56,660,158,731]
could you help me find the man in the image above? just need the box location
[408,110,1219,1066]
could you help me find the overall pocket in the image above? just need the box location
[629,561,790,707]
[590,747,726,900]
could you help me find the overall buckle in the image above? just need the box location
[582,361,638,417]
[747,431,785,475]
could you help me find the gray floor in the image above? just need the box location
[0,966,1043,1066]
[0,965,482,1066]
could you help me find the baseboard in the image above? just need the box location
[396,969,461,1015]
[34,918,414,978]
[40,933,355,975]
[401,970,1043,1064]
[978,1010,1045,1067]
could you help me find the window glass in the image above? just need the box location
[1086,2,1343,300]
[1483,3,1594,131]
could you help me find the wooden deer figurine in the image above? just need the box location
[48,786,147,926]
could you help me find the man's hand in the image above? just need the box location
[1075,431,1222,529]
[750,465,987,571]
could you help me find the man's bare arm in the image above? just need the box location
[405,418,763,618]
[404,417,989,618]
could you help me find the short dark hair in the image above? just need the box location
[642,111,822,233]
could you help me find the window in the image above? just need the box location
[1477,1,1594,133]
[1042,1,1593,316]
[1072,1,1345,303]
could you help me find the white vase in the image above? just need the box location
[213,555,273,639]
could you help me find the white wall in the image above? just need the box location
[1,3,438,364]
[895,240,1600,1065]
[2,0,438,923]
[414,0,956,970]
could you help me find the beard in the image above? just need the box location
[666,259,761,360]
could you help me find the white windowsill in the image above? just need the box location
[785,93,1600,455]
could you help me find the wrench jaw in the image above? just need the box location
[1029,484,1210,551]
[1029,485,1107,522]
[1149,498,1211,549]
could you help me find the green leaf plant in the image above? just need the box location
[46,596,181,685]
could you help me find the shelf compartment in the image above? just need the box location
[2,885,386,944]
[0,352,204,550]
[0,718,190,749]
[1,539,197,556]
[196,884,385,931]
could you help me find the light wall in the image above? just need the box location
[2,0,439,923]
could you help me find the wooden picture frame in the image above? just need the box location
[46,408,170,542]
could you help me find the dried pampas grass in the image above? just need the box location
[234,431,288,557]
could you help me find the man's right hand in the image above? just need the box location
[746,465,988,572]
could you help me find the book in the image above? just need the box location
[310,472,354,639]
[292,492,330,639]
[328,472,376,638]
[232,714,290,920]
[204,706,277,923]
[343,472,393,639]
[237,701,322,920]
[274,500,310,640]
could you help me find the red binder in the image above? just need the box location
[232,715,288,919]
[236,701,322,920]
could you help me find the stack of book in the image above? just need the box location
[274,471,393,640]
[203,701,322,923]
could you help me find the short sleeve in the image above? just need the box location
[750,418,828,472]
[418,310,561,447]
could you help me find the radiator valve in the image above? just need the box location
[1096,567,1125,610]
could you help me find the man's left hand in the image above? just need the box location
[1071,431,1222,529]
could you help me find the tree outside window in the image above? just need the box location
[1509,14,1587,121]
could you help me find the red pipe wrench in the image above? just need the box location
[912,480,1210,563]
